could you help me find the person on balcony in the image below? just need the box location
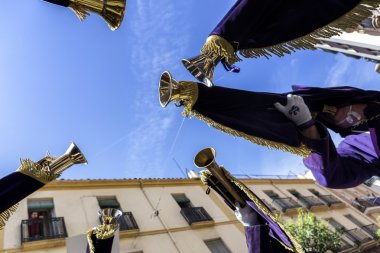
[28,211,44,238]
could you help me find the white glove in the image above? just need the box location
[274,94,312,126]
[234,203,257,227]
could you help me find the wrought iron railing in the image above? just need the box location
[272,197,302,212]
[339,239,354,252]
[261,199,277,212]
[180,207,213,225]
[21,217,67,243]
[361,224,378,237]
[297,196,326,209]
[318,195,343,206]
[343,228,372,245]
[120,212,139,231]
[351,197,380,212]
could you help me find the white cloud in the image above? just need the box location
[324,54,353,87]
[122,0,190,177]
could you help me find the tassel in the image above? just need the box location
[0,204,19,230]
[183,110,312,157]
[201,35,242,65]
[17,159,61,184]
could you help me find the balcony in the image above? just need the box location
[261,199,278,212]
[120,212,139,231]
[272,197,302,213]
[21,217,67,243]
[297,196,327,210]
[351,197,380,215]
[361,224,379,237]
[180,207,213,226]
[318,195,344,208]
[343,228,372,245]
[339,239,354,252]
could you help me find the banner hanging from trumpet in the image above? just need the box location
[194,147,305,253]
[182,0,380,86]
[86,208,122,253]
[43,0,126,31]
[0,142,87,230]
[159,71,380,157]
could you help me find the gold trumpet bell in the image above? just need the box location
[47,142,88,174]
[98,208,123,226]
[195,147,246,207]
[159,71,180,108]
[181,54,220,88]
[43,0,126,31]
[194,147,216,168]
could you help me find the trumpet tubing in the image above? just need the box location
[195,148,245,207]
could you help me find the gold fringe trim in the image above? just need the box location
[200,170,213,186]
[184,110,312,157]
[201,35,242,65]
[86,228,96,253]
[0,204,19,230]
[86,223,118,253]
[222,168,305,253]
[176,81,199,115]
[17,159,61,184]
[239,0,380,59]
[68,3,89,21]
[201,167,305,253]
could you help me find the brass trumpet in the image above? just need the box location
[43,0,126,31]
[98,208,123,228]
[194,147,245,207]
[159,71,181,108]
[181,54,219,88]
[44,142,88,174]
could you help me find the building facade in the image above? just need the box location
[0,177,379,253]
[315,14,380,73]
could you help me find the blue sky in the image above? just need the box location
[0,0,379,179]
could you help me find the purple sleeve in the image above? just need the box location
[245,226,258,253]
[302,122,376,189]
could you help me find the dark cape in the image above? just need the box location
[200,169,305,253]
[207,0,379,59]
[87,234,115,253]
[185,84,380,156]
[0,172,46,229]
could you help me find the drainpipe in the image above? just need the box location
[139,181,181,253]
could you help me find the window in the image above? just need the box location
[172,194,193,208]
[308,189,321,196]
[326,218,345,231]
[205,238,231,253]
[345,214,365,227]
[22,199,67,242]
[345,214,378,236]
[288,190,301,198]
[97,197,139,231]
[26,199,55,238]
[263,190,279,198]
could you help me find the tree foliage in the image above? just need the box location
[284,209,342,253]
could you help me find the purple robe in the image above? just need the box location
[211,0,361,51]
[187,84,380,189]
[303,117,380,189]
[203,172,305,253]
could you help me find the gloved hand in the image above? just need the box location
[274,94,312,126]
[234,203,258,227]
